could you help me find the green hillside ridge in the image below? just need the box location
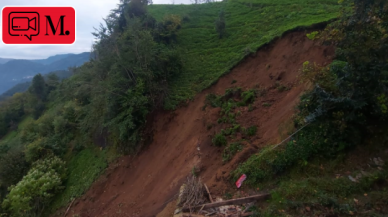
[148,0,339,108]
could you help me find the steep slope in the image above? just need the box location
[148,0,339,108]
[62,31,334,217]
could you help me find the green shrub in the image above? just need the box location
[53,116,69,135]
[25,137,49,163]
[306,31,319,40]
[233,123,356,185]
[241,90,256,105]
[262,102,272,107]
[222,142,243,162]
[2,155,67,216]
[0,149,30,188]
[245,126,257,136]
[206,93,222,108]
[212,133,227,147]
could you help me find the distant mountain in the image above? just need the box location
[31,54,73,65]
[0,58,14,64]
[0,52,90,94]
[44,53,90,72]
[0,70,73,101]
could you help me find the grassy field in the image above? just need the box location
[149,0,340,109]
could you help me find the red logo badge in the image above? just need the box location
[2,7,76,44]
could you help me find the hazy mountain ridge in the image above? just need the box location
[0,52,90,94]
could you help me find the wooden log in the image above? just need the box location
[204,184,214,203]
[182,193,270,212]
[180,214,206,217]
[63,198,75,217]
[180,212,254,217]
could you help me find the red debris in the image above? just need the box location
[235,174,247,188]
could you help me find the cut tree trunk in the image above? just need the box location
[182,193,270,212]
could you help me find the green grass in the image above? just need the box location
[48,148,108,213]
[0,116,33,150]
[232,126,388,216]
[222,142,243,162]
[148,0,340,109]
[0,131,17,145]
[17,116,33,130]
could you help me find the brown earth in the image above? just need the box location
[64,31,334,217]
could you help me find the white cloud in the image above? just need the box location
[0,0,119,59]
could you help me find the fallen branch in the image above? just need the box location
[180,212,254,217]
[204,184,214,203]
[63,198,75,217]
[182,193,270,212]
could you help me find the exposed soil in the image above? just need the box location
[63,31,334,217]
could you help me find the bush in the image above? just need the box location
[240,90,256,105]
[212,133,227,147]
[233,122,357,185]
[306,31,319,40]
[25,137,49,163]
[245,126,257,136]
[33,101,45,120]
[222,142,243,162]
[0,149,30,188]
[2,155,67,216]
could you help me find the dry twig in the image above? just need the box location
[179,176,206,211]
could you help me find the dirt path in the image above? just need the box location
[65,31,334,217]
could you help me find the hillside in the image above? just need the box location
[0,58,13,64]
[148,0,339,108]
[1,0,387,216]
[0,70,73,101]
[63,30,334,217]
[0,52,90,94]
[31,54,74,65]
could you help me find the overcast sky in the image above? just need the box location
[0,0,190,60]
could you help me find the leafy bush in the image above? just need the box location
[233,122,357,185]
[212,133,227,147]
[240,90,256,106]
[306,31,319,40]
[0,149,30,188]
[222,124,240,136]
[245,126,257,136]
[155,14,182,44]
[222,142,243,162]
[2,155,67,216]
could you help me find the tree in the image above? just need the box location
[0,149,30,189]
[29,74,47,101]
[215,10,226,38]
[45,73,59,92]
[2,155,67,216]
[300,0,388,130]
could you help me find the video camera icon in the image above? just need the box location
[8,12,39,41]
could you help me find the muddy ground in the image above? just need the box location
[63,31,334,217]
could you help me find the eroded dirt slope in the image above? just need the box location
[65,31,334,217]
